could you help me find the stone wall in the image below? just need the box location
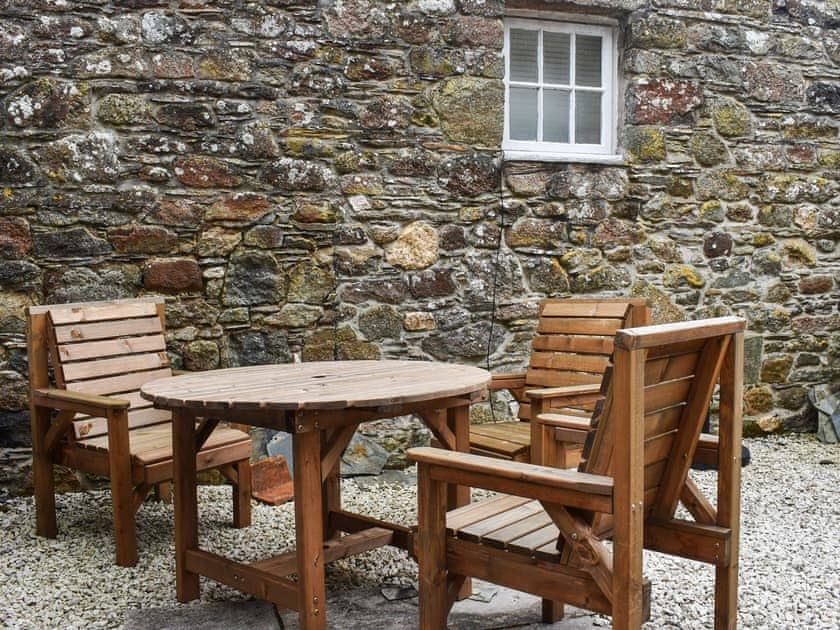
[1,0,838,493]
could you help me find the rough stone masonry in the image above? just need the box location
[0,0,838,493]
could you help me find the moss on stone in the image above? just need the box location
[625,126,666,162]
[711,97,752,137]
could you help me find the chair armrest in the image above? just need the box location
[489,372,526,391]
[171,369,189,376]
[408,446,613,513]
[32,388,130,417]
[533,412,591,444]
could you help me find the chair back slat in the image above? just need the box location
[38,298,173,440]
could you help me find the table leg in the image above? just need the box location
[293,429,327,630]
[172,409,200,602]
[446,405,471,510]
[446,404,472,599]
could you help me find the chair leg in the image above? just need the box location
[31,405,58,538]
[417,464,450,630]
[155,482,172,503]
[232,459,251,529]
[107,410,137,567]
[542,599,564,623]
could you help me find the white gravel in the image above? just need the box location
[0,435,838,629]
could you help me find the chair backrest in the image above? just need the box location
[578,317,745,532]
[519,298,651,420]
[27,297,173,439]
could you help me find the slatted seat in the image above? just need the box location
[470,298,650,466]
[411,317,745,630]
[28,297,252,567]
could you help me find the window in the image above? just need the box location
[503,17,619,162]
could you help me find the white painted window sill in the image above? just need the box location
[503,150,625,165]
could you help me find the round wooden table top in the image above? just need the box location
[141,360,490,411]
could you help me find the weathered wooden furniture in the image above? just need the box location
[410,317,745,630]
[27,297,252,567]
[141,360,489,630]
[470,298,650,467]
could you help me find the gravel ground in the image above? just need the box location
[1,435,838,629]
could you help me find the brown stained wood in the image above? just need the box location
[141,360,489,411]
[645,519,730,566]
[644,352,700,386]
[653,337,729,520]
[482,510,554,549]
[643,378,693,415]
[446,495,531,533]
[52,316,164,345]
[44,410,76,455]
[74,407,172,440]
[320,426,356,484]
[457,500,544,541]
[715,332,743,630]
[644,406,683,440]
[107,408,137,567]
[611,345,645,629]
[32,388,130,414]
[27,298,253,569]
[446,538,613,616]
[539,301,632,319]
[616,317,746,350]
[61,351,170,382]
[36,298,162,323]
[250,527,394,576]
[542,503,614,604]
[413,318,744,630]
[506,521,560,555]
[328,510,414,552]
[531,334,615,355]
[293,430,327,629]
[418,464,448,630]
[233,462,251,529]
[413,448,613,497]
[538,317,626,336]
[530,351,610,373]
[67,368,172,397]
[185,549,298,610]
[489,372,527,390]
[172,408,200,602]
[56,334,167,362]
[525,369,603,388]
[78,423,249,465]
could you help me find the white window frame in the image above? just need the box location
[503,16,621,164]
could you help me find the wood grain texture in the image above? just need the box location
[141,360,489,411]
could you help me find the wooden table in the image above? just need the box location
[141,360,488,629]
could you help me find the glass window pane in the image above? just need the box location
[575,34,602,87]
[543,89,570,143]
[543,31,570,85]
[510,87,538,140]
[575,91,601,144]
[509,29,538,82]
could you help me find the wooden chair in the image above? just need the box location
[470,298,650,467]
[410,317,745,629]
[27,297,252,567]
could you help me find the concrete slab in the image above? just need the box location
[124,600,279,630]
[124,582,600,629]
[278,581,601,629]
